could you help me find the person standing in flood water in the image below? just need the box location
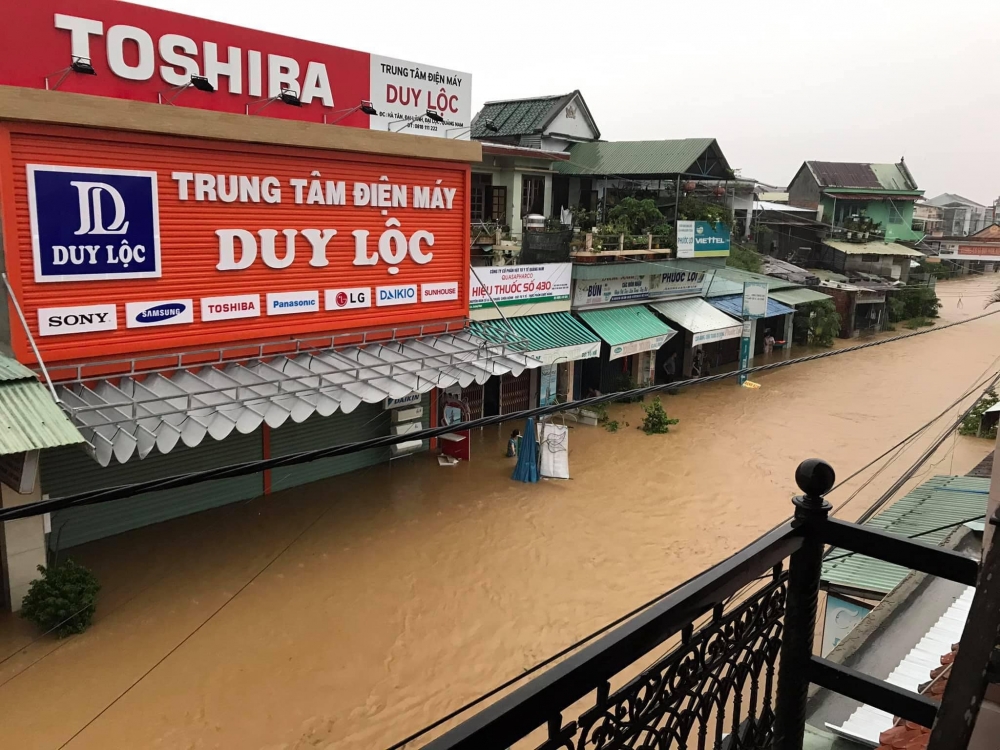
[506,429,520,458]
[764,329,776,354]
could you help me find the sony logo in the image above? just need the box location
[38,304,118,337]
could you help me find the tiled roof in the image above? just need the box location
[471,93,570,138]
[876,646,958,750]
[968,451,994,479]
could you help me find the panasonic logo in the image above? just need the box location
[266,291,320,316]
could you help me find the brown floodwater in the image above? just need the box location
[1,276,999,750]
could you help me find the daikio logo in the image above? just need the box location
[376,284,418,307]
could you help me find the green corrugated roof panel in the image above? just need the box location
[469,312,600,353]
[822,475,989,596]
[769,288,834,306]
[578,306,676,347]
[472,96,563,138]
[555,138,717,176]
[704,267,801,298]
[0,380,85,454]
[0,353,35,382]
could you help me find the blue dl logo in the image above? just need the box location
[28,165,161,283]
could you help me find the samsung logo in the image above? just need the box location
[126,299,193,328]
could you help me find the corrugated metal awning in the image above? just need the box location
[822,475,989,596]
[0,354,84,456]
[58,331,539,467]
[823,240,924,257]
[770,288,834,306]
[708,295,796,319]
[468,313,601,366]
[577,306,676,362]
[648,298,743,346]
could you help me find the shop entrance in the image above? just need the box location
[484,377,501,417]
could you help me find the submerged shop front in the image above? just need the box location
[466,263,598,416]
[570,264,708,394]
[0,100,546,560]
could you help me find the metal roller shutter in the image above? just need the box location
[43,431,264,551]
[500,371,531,415]
[269,398,421,493]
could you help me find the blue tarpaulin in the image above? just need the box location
[512,418,540,483]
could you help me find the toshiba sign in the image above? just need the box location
[3,124,469,365]
[1,0,471,136]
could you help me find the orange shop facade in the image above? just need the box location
[0,105,534,558]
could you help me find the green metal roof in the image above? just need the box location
[469,312,600,353]
[577,305,676,347]
[769,288,834,306]
[823,240,924,258]
[0,353,84,455]
[822,475,989,596]
[0,380,85,455]
[555,138,724,177]
[0,354,35,382]
[704,267,801,298]
[472,94,566,139]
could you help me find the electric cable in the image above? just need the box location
[5,306,999,524]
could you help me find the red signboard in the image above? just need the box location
[1,123,470,365]
[0,0,472,135]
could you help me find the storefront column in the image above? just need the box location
[510,172,524,239]
[1,466,45,612]
[529,368,539,408]
[784,313,794,353]
[746,319,758,367]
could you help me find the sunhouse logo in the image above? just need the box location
[27,165,162,283]
[125,299,194,329]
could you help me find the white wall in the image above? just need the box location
[544,94,598,141]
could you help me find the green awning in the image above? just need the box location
[468,312,601,366]
[770,288,834,306]
[577,306,677,361]
[0,354,84,456]
[822,475,988,597]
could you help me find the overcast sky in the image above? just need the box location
[138,0,999,205]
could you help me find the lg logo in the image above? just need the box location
[324,287,371,311]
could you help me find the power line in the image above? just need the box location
[823,514,987,566]
[4,307,998,525]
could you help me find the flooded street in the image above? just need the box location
[1,276,999,750]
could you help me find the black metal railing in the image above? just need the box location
[421,459,986,750]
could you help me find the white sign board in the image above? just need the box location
[572,271,705,308]
[609,333,673,361]
[742,281,769,319]
[821,594,872,657]
[470,264,572,309]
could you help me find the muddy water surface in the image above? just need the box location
[1,276,999,750]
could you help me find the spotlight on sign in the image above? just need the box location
[44,57,97,90]
[424,110,445,123]
[324,100,379,125]
[246,87,302,115]
[158,75,216,105]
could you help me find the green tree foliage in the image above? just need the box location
[959,388,999,439]
[888,287,941,322]
[792,300,841,347]
[677,197,730,225]
[641,397,680,434]
[727,244,763,273]
[21,559,100,638]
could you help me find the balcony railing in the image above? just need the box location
[422,459,992,750]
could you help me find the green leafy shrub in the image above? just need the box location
[610,373,642,403]
[20,560,100,638]
[890,287,941,321]
[960,388,999,438]
[792,300,841,347]
[604,419,620,433]
[640,397,679,434]
[904,317,934,329]
[727,244,763,273]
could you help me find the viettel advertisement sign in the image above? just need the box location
[0,0,471,136]
[676,221,731,258]
[5,124,469,364]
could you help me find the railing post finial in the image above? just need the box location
[773,458,834,750]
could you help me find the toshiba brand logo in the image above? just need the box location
[38,304,118,337]
[200,294,261,322]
